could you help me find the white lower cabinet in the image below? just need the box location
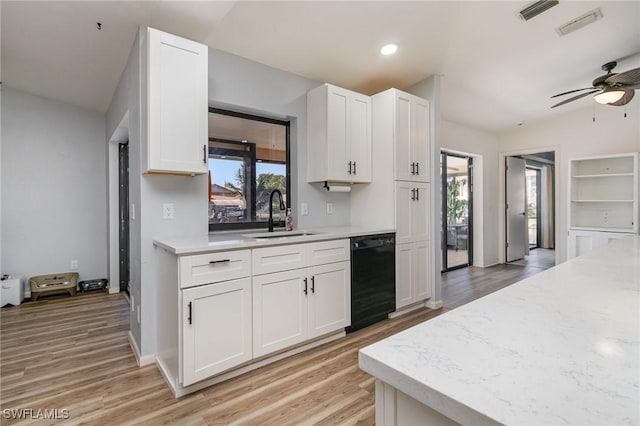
[157,238,350,395]
[253,260,350,358]
[567,230,631,259]
[182,278,252,386]
[396,241,430,310]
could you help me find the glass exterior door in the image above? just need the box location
[441,152,473,272]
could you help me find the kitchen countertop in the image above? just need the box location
[153,226,396,255]
[359,236,640,425]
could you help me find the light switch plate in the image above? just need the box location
[326,202,333,215]
[301,202,308,216]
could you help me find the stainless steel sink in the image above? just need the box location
[243,231,319,239]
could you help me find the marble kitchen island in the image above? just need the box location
[359,236,640,425]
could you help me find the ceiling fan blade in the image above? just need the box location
[551,87,595,98]
[608,89,635,106]
[551,89,599,108]
[605,67,640,85]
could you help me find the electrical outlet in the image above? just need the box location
[326,202,333,215]
[301,202,309,216]
[70,260,78,270]
[163,203,175,219]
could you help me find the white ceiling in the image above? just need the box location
[2,1,639,133]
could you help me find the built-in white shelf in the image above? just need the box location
[573,173,634,179]
[571,199,634,203]
[568,153,638,238]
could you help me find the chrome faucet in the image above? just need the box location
[268,189,286,232]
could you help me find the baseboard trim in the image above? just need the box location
[389,301,428,319]
[425,299,443,309]
[128,331,155,367]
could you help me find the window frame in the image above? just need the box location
[208,107,291,232]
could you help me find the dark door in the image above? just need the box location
[119,142,130,294]
[441,152,473,272]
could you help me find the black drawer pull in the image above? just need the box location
[209,259,231,265]
[416,162,419,175]
[416,188,419,201]
[348,161,352,175]
[353,161,357,175]
[411,188,416,201]
[303,277,308,295]
[311,276,315,293]
[188,302,193,325]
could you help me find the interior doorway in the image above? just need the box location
[504,151,556,268]
[441,152,473,272]
[118,142,130,294]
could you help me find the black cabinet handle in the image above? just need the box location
[416,162,419,175]
[348,161,352,175]
[311,276,315,294]
[411,188,416,201]
[203,145,207,164]
[416,188,419,201]
[303,277,308,295]
[353,161,357,175]
[188,302,192,325]
[209,259,230,265]
[411,162,415,175]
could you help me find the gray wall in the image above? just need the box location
[207,48,351,229]
[1,87,107,292]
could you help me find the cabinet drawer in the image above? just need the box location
[252,244,307,275]
[307,239,350,266]
[179,250,251,288]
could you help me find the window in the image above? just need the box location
[208,108,290,231]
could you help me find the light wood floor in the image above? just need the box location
[1,262,551,425]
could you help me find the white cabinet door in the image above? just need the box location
[395,243,413,309]
[182,278,252,386]
[308,261,351,338]
[252,269,308,357]
[412,98,429,182]
[412,183,430,242]
[146,28,208,175]
[327,86,350,182]
[350,93,372,183]
[413,241,430,301]
[307,84,372,183]
[395,182,429,244]
[396,242,431,310]
[394,91,429,183]
[394,92,413,181]
[395,181,414,245]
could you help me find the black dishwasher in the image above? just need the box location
[346,233,396,333]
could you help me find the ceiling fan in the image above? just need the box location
[551,61,640,108]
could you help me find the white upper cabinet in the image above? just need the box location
[307,84,372,183]
[393,90,429,182]
[568,153,638,233]
[145,28,208,175]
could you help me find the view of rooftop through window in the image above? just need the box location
[207,109,289,230]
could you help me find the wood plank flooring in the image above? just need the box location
[1,262,551,425]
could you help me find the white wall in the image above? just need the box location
[441,119,500,267]
[1,87,107,292]
[498,101,640,261]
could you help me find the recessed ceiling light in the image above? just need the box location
[380,43,398,56]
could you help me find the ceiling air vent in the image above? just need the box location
[556,8,603,36]
[519,0,559,21]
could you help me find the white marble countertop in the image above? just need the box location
[359,236,640,425]
[153,226,395,255]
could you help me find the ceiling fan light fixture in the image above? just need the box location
[594,88,625,105]
[380,43,398,56]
